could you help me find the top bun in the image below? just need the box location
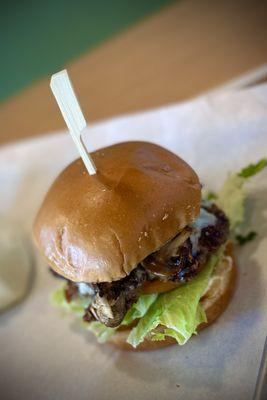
[33,141,201,283]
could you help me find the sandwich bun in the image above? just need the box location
[33,141,200,283]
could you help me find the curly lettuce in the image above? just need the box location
[216,158,266,231]
[127,253,218,348]
[86,293,158,343]
[50,285,91,317]
[51,254,219,347]
[87,321,116,343]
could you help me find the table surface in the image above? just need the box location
[1,0,267,145]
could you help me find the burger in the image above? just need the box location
[33,141,236,350]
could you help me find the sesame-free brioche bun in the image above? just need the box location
[107,245,236,351]
[33,142,201,283]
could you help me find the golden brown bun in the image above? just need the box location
[33,141,200,283]
[107,247,236,351]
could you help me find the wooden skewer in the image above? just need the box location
[50,69,97,175]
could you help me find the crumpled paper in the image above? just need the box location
[0,85,267,400]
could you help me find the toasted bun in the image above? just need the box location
[107,247,236,351]
[33,142,200,283]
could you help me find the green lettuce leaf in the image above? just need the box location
[86,293,158,343]
[150,305,206,342]
[50,285,91,317]
[121,293,158,325]
[216,173,245,230]
[238,158,267,178]
[235,231,257,246]
[127,254,219,348]
[50,286,157,341]
[51,254,220,348]
[206,191,218,200]
[87,321,116,343]
[215,158,267,231]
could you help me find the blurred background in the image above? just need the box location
[1,0,267,144]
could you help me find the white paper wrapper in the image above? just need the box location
[0,85,267,400]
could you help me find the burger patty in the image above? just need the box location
[64,203,229,328]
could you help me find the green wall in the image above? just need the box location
[0,0,172,101]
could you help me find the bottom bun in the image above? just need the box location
[107,244,236,351]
